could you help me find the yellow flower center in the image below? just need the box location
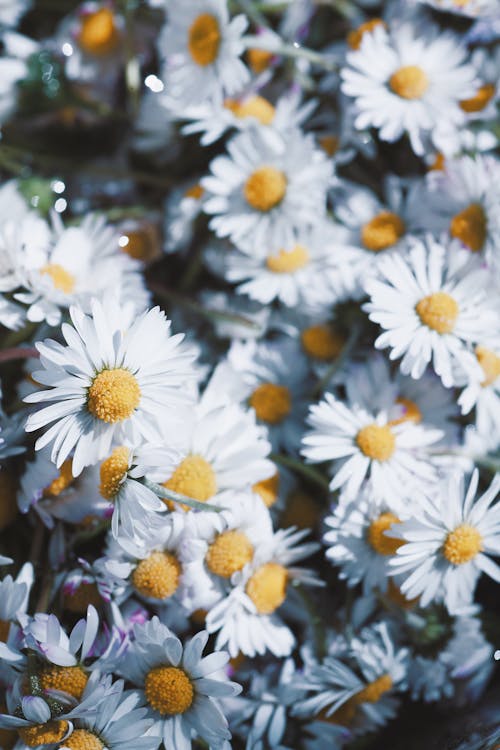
[225,95,276,125]
[361,211,406,252]
[63,729,104,750]
[356,673,393,704]
[429,152,445,172]
[389,65,429,99]
[443,523,483,565]
[266,245,310,274]
[415,292,459,334]
[249,383,291,425]
[356,424,395,462]
[347,18,386,50]
[64,582,101,614]
[132,551,182,600]
[246,562,288,614]
[18,721,69,747]
[164,455,217,503]
[145,666,194,715]
[318,134,339,157]
[301,325,344,361]
[460,83,496,113]
[449,202,487,252]
[247,47,273,74]
[40,264,75,294]
[476,346,500,387]
[244,166,287,212]
[87,368,141,424]
[318,673,393,727]
[184,183,204,200]
[188,13,221,66]
[120,229,158,262]
[99,446,130,499]
[40,666,88,700]
[78,8,119,56]
[42,459,74,498]
[253,472,279,508]
[367,512,403,556]
[0,470,18,530]
[205,530,254,578]
[0,619,10,642]
[389,397,422,426]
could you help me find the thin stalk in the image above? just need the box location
[312,322,362,398]
[293,582,327,659]
[0,347,39,364]
[243,35,338,71]
[143,478,223,513]
[271,453,330,491]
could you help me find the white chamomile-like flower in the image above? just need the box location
[163,181,205,255]
[0,563,33,659]
[158,0,249,107]
[0,0,31,27]
[416,0,499,18]
[13,213,149,326]
[205,526,320,658]
[223,219,362,310]
[226,337,310,452]
[408,155,500,261]
[324,484,408,595]
[302,386,442,503]
[363,237,498,387]
[294,623,407,735]
[180,490,274,610]
[389,469,500,613]
[60,674,161,750]
[24,298,196,476]
[457,340,500,442]
[176,88,316,146]
[19,447,110,527]
[202,126,333,253]
[120,618,241,750]
[341,22,477,155]
[0,32,36,124]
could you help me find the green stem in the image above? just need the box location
[143,478,223,513]
[312,322,362,398]
[236,0,269,27]
[293,583,327,660]
[243,35,338,71]
[271,453,330,491]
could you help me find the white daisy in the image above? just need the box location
[163,181,205,255]
[294,623,407,735]
[12,213,149,326]
[158,0,249,106]
[458,340,500,442]
[388,469,500,613]
[0,0,31,27]
[202,126,333,253]
[324,484,408,594]
[223,219,362,310]
[341,22,477,155]
[205,526,320,658]
[363,236,498,387]
[120,618,241,750]
[24,298,196,476]
[60,674,160,750]
[226,337,310,453]
[0,32,36,124]
[0,563,33,660]
[407,155,500,262]
[416,0,499,18]
[302,388,442,502]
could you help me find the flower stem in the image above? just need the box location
[243,35,338,71]
[143,478,223,513]
[0,347,39,364]
[271,453,331,491]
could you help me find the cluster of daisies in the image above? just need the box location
[0,0,499,748]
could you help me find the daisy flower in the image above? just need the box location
[0,0,31,27]
[0,32,36,125]
[120,618,241,750]
[416,0,499,18]
[224,219,362,310]
[205,526,320,658]
[24,298,196,476]
[226,337,310,453]
[388,469,500,613]
[458,340,500,441]
[180,490,275,610]
[158,0,249,106]
[341,22,477,155]
[0,563,33,660]
[408,155,500,257]
[60,673,160,750]
[202,126,333,253]
[363,237,498,387]
[163,181,205,255]
[302,388,442,502]
[323,484,408,594]
[294,623,407,735]
[13,213,149,326]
